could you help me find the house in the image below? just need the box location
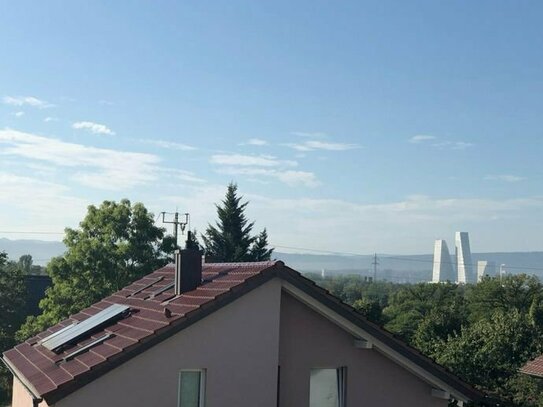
[521,355,543,379]
[2,248,494,407]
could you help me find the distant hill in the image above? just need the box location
[0,238,65,265]
[276,251,543,283]
[1,238,542,283]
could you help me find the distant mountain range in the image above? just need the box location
[2,238,542,283]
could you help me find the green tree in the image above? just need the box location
[383,282,466,343]
[435,310,537,395]
[466,274,543,323]
[17,200,175,340]
[17,254,33,274]
[0,252,26,403]
[202,183,273,262]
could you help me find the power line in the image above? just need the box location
[0,234,541,273]
[272,243,543,272]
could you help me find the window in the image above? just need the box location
[178,369,206,407]
[310,367,347,407]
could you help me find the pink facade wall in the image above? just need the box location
[55,279,283,407]
[11,378,50,407]
[278,292,448,407]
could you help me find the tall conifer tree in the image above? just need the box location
[202,183,273,262]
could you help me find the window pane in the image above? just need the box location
[179,371,201,407]
[310,369,339,407]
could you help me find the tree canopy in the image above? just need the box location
[0,252,27,403]
[202,183,273,262]
[17,199,175,340]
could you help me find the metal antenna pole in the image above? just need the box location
[372,253,379,282]
[161,212,189,249]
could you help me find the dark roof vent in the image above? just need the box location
[174,245,202,295]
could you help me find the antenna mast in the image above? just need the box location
[161,212,189,248]
[372,253,379,282]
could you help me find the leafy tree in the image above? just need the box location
[17,254,33,274]
[0,252,26,403]
[383,282,465,343]
[466,274,542,323]
[353,297,383,324]
[202,183,273,262]
[17,200,175,340]
[434,310,537,394]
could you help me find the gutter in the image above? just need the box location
[1,355,43,407]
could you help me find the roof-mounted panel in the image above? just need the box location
[40,303,130,353]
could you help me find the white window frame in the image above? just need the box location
[178,369,206,407]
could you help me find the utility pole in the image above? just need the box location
[161,212,189,248]
[372,253,379,282]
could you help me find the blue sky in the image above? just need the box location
[0,1,542,254]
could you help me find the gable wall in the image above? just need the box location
[278,291,448,407]
[11,377,50,407]
[55,278,282,407]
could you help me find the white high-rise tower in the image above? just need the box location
[455,232,474,284]
[432,240,455,283]
[477,261,496,282]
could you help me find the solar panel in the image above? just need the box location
[38,322,79,345]
[41,303,130,353]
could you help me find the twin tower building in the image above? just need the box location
[432,232,495,284]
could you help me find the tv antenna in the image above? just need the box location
[161,212,189,248]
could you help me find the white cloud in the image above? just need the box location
[44,117,58,123]
[285,140,360,152]
[158,185,543,254]
[219,167,320,187]
[433,141,473,150]
[410,135,473,150]
[139,138,196,151]
[0,129,160,190]
[245,138,268,146]
[158,168,206,184]
[2,96,54,109]
[291,131,328,139]
[12,111,24,117]
[210,154,297,167]
[409,135,436,143]
[72,121,115,136]
[485,174,525,183]
[0,172,87,235]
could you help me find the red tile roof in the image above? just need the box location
[3,261,278,403]
[521,355,543,378]
[2,260,493,405]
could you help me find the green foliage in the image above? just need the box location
[17,200,175,340]
[434,310,537,392]
[0,251,26,403]
[383,282,466,343]
[466,274,542,322]
[202,183,273,262]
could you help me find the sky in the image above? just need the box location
[0,0,542,255]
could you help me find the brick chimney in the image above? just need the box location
[174,247,202,295]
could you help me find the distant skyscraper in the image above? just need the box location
[432,240,455,283]
[477,261,496,282]
[456,232,474,284]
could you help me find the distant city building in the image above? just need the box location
[432,240,455,283]
[477,260,496,282]
[456,232,474,284]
